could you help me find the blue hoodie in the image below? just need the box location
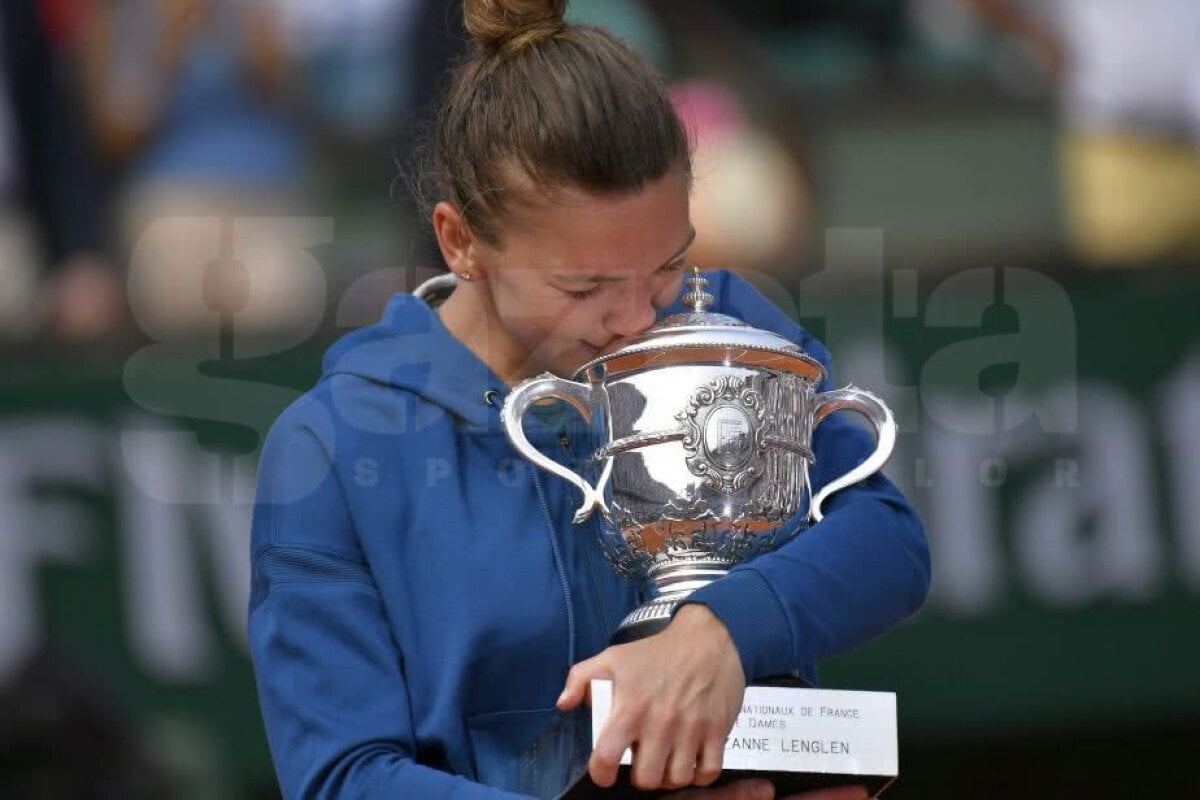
[248,270,930,799]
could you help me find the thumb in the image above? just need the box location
[557,653,611,711]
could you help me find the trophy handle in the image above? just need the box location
[809,386,897,523]
[501,373,611,524]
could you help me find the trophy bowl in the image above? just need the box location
[503,271,895,642]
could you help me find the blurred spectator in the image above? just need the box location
[0,648,173,799]
[272,0,435,295]
[79,0,310,334]
[671,81,810,273]
[0,0,120,341]
[271,0,421,143]
[968,0,1200,266]
[641,0,816,274]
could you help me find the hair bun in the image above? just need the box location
[464,0,568,54]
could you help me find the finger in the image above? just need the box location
[662,748,698,790]
[693,728,725,787]
[557,654,610,711]
[781,786,869,800]
[662,718,705,789]
[588,714,634,788]
[630,742,668,791]
[629,718,671,791]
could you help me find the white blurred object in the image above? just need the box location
[122,184,327,337]
[671,82,810,272]
[1054,0,1200,142]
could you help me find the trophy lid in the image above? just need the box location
[575,269,825,382]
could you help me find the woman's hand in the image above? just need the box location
[663,779,870,800]
[556,604,746,790]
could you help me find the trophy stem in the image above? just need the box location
[610,557,733,644]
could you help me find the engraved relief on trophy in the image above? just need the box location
[704,406,753,469]
[678,373,770,496]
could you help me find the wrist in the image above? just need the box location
[681,571,796,682]
[670,603,739,662]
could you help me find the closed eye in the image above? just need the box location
[566,285,602,300]
[562,259,688,300]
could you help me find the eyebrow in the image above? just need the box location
[554,227,696,284]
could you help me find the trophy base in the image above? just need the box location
[556,764,896,799]
[553,680,899,800]
[612,560,735,643]
[610,597,676,643]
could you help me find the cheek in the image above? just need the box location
[494,284,593,346]
[541,299,604,341]
[654,271,687,308]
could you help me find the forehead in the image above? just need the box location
[494,166,692,274]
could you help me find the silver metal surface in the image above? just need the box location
[501,270,898,640]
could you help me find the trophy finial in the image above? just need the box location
[682,267,714,312]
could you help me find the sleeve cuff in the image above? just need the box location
[678,568,794,682]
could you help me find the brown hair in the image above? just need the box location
[424,0,691,245]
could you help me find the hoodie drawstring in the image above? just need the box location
[492,388,576,672]
[531,470,576,672]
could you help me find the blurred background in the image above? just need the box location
[1,0,1198,797]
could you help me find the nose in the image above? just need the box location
[603,281,658,338]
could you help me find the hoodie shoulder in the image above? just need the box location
[319,292,508,433]
[700,269,835,389]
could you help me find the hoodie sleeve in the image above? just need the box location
[677,270,931,682]
[248,397,530,800]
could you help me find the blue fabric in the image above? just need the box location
[135,10,299,187]
[248,270,931,799]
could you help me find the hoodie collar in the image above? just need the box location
[321,292,512,434]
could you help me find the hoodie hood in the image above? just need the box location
[320,291,511,433]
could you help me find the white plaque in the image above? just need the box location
[590,679,898,779]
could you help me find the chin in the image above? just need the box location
[549,353,589,379]
[522,341,599,380]
[548,360,583,379]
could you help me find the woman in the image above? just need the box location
[248,1,930,797]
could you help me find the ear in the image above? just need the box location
[433,201,482,277]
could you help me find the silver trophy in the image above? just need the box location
[503,270,897,643]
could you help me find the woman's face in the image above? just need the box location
[470,165,693,378]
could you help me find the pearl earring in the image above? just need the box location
[458,271,472,281]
